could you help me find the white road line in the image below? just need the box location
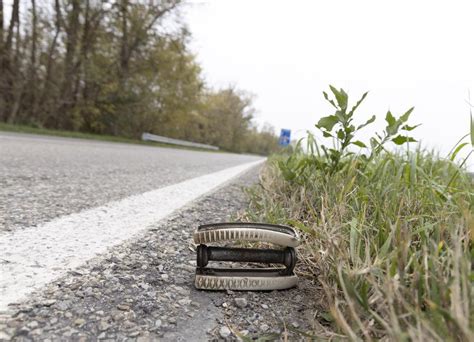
[0,159,264,312]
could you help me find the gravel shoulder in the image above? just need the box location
[0,167,318,341]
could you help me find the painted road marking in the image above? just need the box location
[0,159,264,312]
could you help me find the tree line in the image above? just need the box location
[0,0,280,154]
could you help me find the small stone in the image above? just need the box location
[122,320,136,330]
[139,282,150,290]
[117,304,130,311]
[168,317,176,324]
[234,298,247,308]
[222,302,228,308]
[12,312,25,320]
[291,322,300,328]
[97,332,106,339]
[219,326,231,338]
[56,300,71,311]
[260,323,269,332]
[65,312,73,318]
[83,287,94,296]
[17,306,32,314]
[261,304,269,309]
[98,320,110,331]
[7,320,20,328]
[96,310,104,316]
[128,331,140,337]
[17,326,30,336]
[27,321,39,329]
[154,319,162,328]
[31,328,43,335]
[42,299,56,307]
[70,282,81,290]
[74,318,86,327]
[177,298,191,306]
[160,274,169,281]
[174,286,189,296]
[240,329,249,336]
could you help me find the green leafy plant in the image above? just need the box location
[315,86,418,173]
[277,86,420,181]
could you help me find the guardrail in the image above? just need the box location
[141,132,219,151]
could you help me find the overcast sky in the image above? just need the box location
[184,0,474,165]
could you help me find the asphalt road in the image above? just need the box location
[0,132,316,340]
[0,132,261,232]
[0,168,316,341]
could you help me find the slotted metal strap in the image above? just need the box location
[195,268,298,290]
[193,223,299,247]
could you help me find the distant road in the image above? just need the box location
[0,131,262,232]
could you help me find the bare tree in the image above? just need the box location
[0,0,5,119]
[39,0,63,126]
[28,0,38,118]
[4,0,20,123]
[118,0,181,82]
[58,0,81,128]
[119,0,129,82]
[0,0,3,40]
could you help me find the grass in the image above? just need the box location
[245,149,473,340]
[243,87,474,340]
[0,122,221,153]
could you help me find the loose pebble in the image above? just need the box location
[219,326,231,338]
[234,298,248,308]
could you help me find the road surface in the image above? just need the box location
[0,170,317,341]
[0,132,261,232]
[0,132,316,340]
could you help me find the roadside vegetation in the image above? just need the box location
[0,0,279,155]
[245,86,474,340]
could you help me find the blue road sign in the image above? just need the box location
[279,129,291,146]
